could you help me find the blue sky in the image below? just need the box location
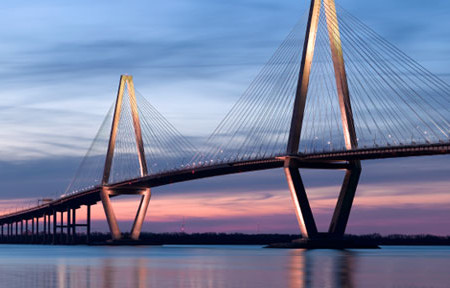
[0,0,449,234]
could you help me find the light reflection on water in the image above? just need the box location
[0,245,449,287]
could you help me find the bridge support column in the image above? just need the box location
[72,208,76,244]
[47,214,51,244]
[52,210,57,244]
[86,205,91,243]
[25,219,28,243]
[282,158,363,247]
[329,161,361,235]
[60,211,64,243]
[31,218,35,243]
[284,165,317,239]
[66,207,71,244]
[43,215,47,243]
[101,187,152,241]
[100,188,122,241]
[131,188,151,240]
[36,217,39,243]
[20,220,23,242]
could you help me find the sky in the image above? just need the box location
[0,0,449,235]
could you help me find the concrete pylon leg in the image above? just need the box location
[284,166,318,239]
[130,188,151,240]
[329,161,361,235]
[100,187,122,240]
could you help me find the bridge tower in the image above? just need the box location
[101,75,151,241]
[285,0,361,241]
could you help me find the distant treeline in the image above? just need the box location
[345,233,450,246]
[87,232,450,246]
[89,232,299,245]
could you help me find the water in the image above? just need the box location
[0,245,449,287]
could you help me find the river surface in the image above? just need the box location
[0,245,449,287]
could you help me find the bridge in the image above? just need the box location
[0,0,448,245]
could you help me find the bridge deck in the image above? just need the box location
[0,143,448,224]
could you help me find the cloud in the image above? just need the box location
[1,0,449,158]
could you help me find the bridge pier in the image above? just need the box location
[31,218,34,243]
[52,210,57,244]
[36,216,39,243]
[0,203,98,245]
[100,188,122,241]
[20,220,23,243]
[329,161,361,235]
[72,208,76,244]
[131,188,151,240]
[60,211,64,243]
[281,158,365,248]
[67,207,71,244]
[47,214,51,243]
[86,205,91,243]
[24,220,26,243]
[43,214,47,243]
[284,165,317,238]
[101,187,151,242]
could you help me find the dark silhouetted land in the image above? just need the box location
[85,232,450,246]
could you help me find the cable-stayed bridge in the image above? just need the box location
[0,0,449,245]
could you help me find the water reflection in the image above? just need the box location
[287,249,354,288]
[0,245,450,287]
